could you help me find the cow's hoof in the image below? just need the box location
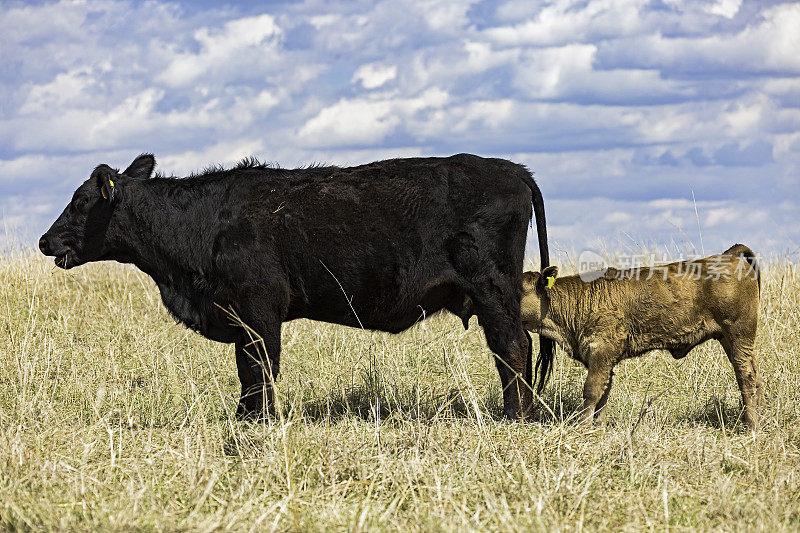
[502,407,527,421]
[235,403,270,422]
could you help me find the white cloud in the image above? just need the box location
[599,3,800,74]
[485,0,654,46]
[297,89,449,147]
[419,0,477,32]
[20,66,103,114]
[158,14,283,88]
[602,211,633,224]
[649,198,697,210]
[0,154,55,184]
[705,206,738,227]
[309,14,341,29]
[706,0,742,18]
[721,96,773,136]
[297,99,401,147]
[534,196,784,263]
[512,44,694,103]
[462,41,519,72]
[352,63,397,89]
[89,88,165,144]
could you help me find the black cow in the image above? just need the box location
[39,153,551,420]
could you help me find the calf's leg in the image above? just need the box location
[593,369,614,425]
[582,361,613,425]
[750,351,765,409]
[720,336,760,430]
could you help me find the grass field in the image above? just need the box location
[1,251,799,531]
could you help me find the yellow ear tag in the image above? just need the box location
[546,276,555,289]
[109,179,115,187]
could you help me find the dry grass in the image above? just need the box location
[1,252,799,531]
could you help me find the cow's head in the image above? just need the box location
[39,154,155,269]
[521,265,559,331]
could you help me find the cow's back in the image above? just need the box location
[207,154,533,331]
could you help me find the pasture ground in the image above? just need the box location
[1,252,799,531]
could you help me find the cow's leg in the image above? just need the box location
[235,323,281,420]
[448,225,530,419]
[235,340,258,418]
[720,335,760,430]
[582,362,613,425]
[492,326,533,420]
[473,300,532,420]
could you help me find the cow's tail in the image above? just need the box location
[518,171,555,395]
[723,243,760,291]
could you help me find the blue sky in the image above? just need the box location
[1,0,798,263]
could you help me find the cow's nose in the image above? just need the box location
[39,235,51,255]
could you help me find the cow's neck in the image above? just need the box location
[110,179,215,288]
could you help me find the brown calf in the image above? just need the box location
[522,244,763,429]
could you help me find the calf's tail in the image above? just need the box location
[724,243,760,291]
[518,171,555,395]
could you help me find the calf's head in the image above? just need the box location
[521,265,559,331]
[39,154,155,269]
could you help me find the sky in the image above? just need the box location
[1,0,798,266]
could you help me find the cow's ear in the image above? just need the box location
[92,165,120,203]
[123,154,156,180]
[536,265,559,293]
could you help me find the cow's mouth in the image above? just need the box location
[54,252,74,269]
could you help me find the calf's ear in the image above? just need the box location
[123,154,156,180]
[536,265,559,293]
[522,271,539,291]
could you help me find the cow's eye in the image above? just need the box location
[74,197,89,214]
